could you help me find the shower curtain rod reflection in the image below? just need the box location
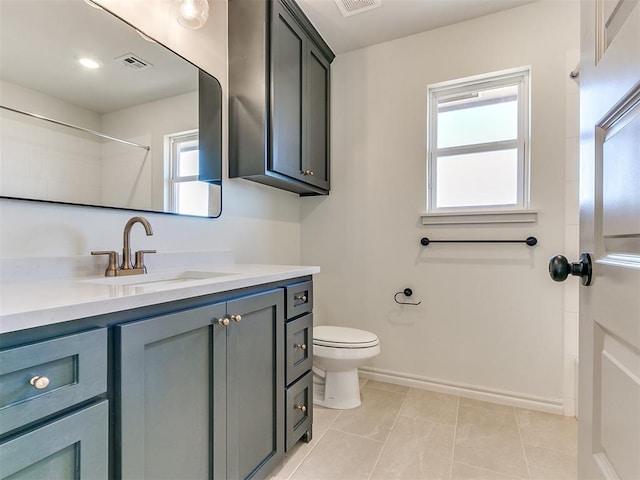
[420,236,538,247]
[0,105,151,151]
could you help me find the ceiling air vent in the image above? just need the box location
[334,0,382,17]
[114,53,153,70]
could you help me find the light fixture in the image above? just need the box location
[78,57,101,69]
[176,0,209,29]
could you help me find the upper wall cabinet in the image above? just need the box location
[229,0,334,196]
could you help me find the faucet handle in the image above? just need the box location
[134,249,156,273]
[91,251,119,277]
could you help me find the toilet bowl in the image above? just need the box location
[312,326,380,409]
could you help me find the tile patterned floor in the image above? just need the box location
[269,380,577,480]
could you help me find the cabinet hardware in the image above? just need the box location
[217,318,230,327]
[231,314,242,323]
[295,295,307,303]
[29,375,50,390]
[296,404,307,412]
[295,343,307,350]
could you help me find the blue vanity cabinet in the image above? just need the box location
[0,328,108,479]
[117,288,285,480]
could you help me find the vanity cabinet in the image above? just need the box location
[117,288,285,480]
[0,275,314,480]
[229,0,334,195]
[0,329,108,479]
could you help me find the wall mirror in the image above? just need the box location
[0,0,222,217]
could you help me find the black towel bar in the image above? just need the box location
[420,236,537,247]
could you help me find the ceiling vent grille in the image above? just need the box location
[114,53,153,70]
[333,0,382,17]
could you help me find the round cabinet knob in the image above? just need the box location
[296,404,307,413]
[299,295,307,303]
[295,343,307,350]
[549,253,593,286]
[231,314,242,323]
[30,376,50,390]
[217,317,230,327]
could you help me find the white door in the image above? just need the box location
[573,0,639,478]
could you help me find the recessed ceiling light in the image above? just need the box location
[78,57,101,69]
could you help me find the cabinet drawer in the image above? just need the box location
[285,371,312,451]
[0,328,107,435]
[286,313,313,385]
[285,281,313,319]
[0,400,108,479]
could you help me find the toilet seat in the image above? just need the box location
[313,326,379,349]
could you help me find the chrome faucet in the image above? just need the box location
[92,216,156,276]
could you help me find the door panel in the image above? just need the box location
[305,46,330,190]
[272,4,305,181]
[579,0,640,478]
[225,290,284,480]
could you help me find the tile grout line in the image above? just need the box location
[514,408,533,480]
[284,407,344,480]
[448,395,461,480]
[365,387,410,480]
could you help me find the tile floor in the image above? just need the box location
[269,379,577,480]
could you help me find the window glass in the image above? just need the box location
[437,85,518,148]
[436,149,518,208]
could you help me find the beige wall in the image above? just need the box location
[0,0,302,265]
[301,0,580,412]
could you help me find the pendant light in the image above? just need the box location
[176,0,209,29]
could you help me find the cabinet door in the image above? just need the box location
[116,303,226,480]
[304,43,330,191]
[271,1,306,182]
[219,289,285,480]
[0,401,108,480]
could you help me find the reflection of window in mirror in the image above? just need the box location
[167,131,210,216]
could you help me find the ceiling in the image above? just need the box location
[295,0,538,54]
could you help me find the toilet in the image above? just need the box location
[312,326,380,409]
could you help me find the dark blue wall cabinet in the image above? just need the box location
[229,0,334,196]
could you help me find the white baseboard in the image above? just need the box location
[358,366,566,416]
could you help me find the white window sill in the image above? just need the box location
[420,210,538,225]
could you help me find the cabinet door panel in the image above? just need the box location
[116,303,226,480]
[225,290,284,480]
[0,401,108,480]
[272,2,305,181]
[305,46,330,190]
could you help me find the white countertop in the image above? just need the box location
[0,254,319,334]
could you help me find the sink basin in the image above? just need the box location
[79,270,234,288]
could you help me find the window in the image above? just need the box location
[426,68,530,214]
[167,131,211,216]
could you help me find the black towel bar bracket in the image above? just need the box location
[420,236,537,247]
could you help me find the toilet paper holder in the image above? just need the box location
[394,288,421,306]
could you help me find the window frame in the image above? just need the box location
[426,67,531,215]
[167,130,210,216]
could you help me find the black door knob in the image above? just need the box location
[548,253,593,286]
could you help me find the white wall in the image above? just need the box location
[301,0,580,412]
[0,0,302,266]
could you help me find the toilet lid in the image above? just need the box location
[313,326,379,348]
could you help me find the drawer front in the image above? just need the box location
[0,400,109,479]
[0,328,107,436]
[285,313,313,385]
[285,371,312,451]
[285,281,313,319]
